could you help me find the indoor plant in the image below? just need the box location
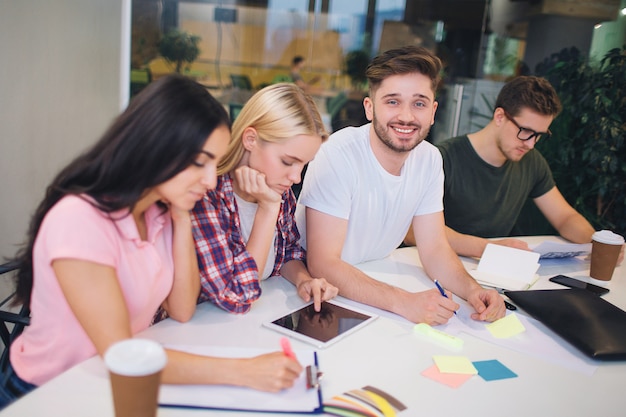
[531,46,626,236]
[158,28,201,73]
[344,49,370,92]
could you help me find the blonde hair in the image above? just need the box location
[218,83,329,175]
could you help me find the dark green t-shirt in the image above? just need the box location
[437,135,555,238]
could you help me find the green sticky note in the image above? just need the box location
[433,355,478,375]
[414,323,464,349]
[485,313,526,338]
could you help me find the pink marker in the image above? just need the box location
[280,337,296,360]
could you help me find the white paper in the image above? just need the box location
[531,241,592,259]
[336,296,597,375]
[348,246,596,374]
[159,345,321,413]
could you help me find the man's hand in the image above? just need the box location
[465,287,506,322]
[395,288,459,325]
[491,238,530,252]
[296,278,339,312]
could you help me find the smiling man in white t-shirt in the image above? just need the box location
[296,45,505,325]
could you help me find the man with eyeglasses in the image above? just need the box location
[405,76,595,257]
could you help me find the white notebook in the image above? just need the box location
[469,244,540,291]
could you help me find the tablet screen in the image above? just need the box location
[265,300,376,347]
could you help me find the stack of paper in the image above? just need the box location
[469,244,540,291]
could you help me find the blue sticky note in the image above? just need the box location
[473,360,517,381]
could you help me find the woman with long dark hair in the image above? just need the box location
[1,75,302,408]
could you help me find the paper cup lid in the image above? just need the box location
[592,230,625,245]
[104,339,167,376]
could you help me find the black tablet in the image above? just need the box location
[263,300,378,348]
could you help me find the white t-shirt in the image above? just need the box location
[296,123,443,265]
[234,192,277,280]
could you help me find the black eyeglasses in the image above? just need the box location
[503,111,551,143]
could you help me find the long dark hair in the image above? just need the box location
[12,74,230,306]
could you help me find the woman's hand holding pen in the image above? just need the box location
[395,288,459,325]
[238,351,303,392]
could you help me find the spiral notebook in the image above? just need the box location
[504,289,626,361]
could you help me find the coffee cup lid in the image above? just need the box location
[104,339,167,376]
[592,230,625,245]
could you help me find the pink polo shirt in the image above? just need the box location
[11,195,174,386]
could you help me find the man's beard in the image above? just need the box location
[373,118,430,153]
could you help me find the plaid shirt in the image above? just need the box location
[191,173,306,313]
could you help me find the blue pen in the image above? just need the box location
[434,279,457,315]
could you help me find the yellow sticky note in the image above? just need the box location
[433,355,478,375]
[486,313,526,338]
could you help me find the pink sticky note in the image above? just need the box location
[421,365,473,388]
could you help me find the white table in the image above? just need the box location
[2,236,625,416]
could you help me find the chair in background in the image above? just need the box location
[228,103,244,123]
[326,91,368,132]
[271,74,294,84]
[326,91,348,121]
[222,76,253,116]
[130,68,152,97]
[0,261,30,379]
[229,74,253,90]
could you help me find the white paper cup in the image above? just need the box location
[104,339,167,417]
[590,230,624,281]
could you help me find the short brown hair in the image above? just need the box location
[365,45,442,95]
[495,76,562,117]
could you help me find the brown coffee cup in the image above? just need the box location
[104,339,167,417]
[590,230,624,281]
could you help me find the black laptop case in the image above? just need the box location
[504,288,626,361]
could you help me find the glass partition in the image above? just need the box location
[130,0,621,136]
[130,0,625,237]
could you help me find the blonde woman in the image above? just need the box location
[191,83,338,314]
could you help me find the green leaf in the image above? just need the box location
[537,46,626,235]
